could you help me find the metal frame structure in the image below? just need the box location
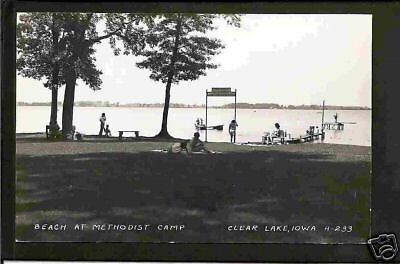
[205,88,237,142]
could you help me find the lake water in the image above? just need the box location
[16,106,371,146]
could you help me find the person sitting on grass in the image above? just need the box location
[169,140,189,153]
[190,132,212,153]
[75,131,83,141]
[104,124,112,137]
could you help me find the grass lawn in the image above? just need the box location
[16,138,371,243]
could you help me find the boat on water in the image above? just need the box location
[208,124,223,130]
[196,124,206,130]
[195,117,223,131]
[195,124,224,131]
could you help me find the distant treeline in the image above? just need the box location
[17,101,371,110]
[221,103,371,110]
[17,101,207,108]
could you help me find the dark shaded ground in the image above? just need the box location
[16,142,371,243]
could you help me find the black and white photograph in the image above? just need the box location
[14,11,372,246]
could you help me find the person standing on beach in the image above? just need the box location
[99,113,106,136]
[229,120,238,143]
[334,113,338,123]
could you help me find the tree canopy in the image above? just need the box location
[17,13,107,91]
[137,14,223,83]
[109,13,241,137]
[17,13,108,136]
[17,13,69,133]
[17,13,64,89]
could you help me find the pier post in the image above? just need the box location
[234,89,237,122]
[205,90,208,142]
[321,100,325,128]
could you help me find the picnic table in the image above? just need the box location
[118,130,140,141]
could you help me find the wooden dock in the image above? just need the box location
[284,132,325,144]
[299,132,325,142]
[263,132,325,145]
[322,122,344,130]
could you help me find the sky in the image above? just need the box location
[16,14,372,107]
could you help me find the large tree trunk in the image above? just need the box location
[155,18,182,139]
[49,14,60,134]
[156,80,173,138]
[49,86,59,132]
[62,71,77,138]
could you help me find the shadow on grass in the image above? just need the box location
[16,150,371,243]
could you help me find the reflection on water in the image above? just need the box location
[17,106,371,146]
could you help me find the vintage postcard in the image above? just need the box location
[15,11,372,247]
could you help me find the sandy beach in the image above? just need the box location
[16,135,371,243]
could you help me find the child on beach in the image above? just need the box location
[229,120,238,143]
[105,124,112,137]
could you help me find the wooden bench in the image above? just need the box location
[118,130,140,141]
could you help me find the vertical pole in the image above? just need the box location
[321,100,325,128]
[205,90,208,142]
[234,89,237,143]
[321,100,325,140]
[234,89,237,121]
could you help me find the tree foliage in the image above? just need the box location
[110,14,240,84]
[138,15,222,83]
[110,13,241,137]
[17,13,105,91]
[56,13,104,90]
[104,13,150,56]
[17,13,68,134]
[17,12,141,137]
[17,13,64,89]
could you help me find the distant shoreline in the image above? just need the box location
[17,102,371,111]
